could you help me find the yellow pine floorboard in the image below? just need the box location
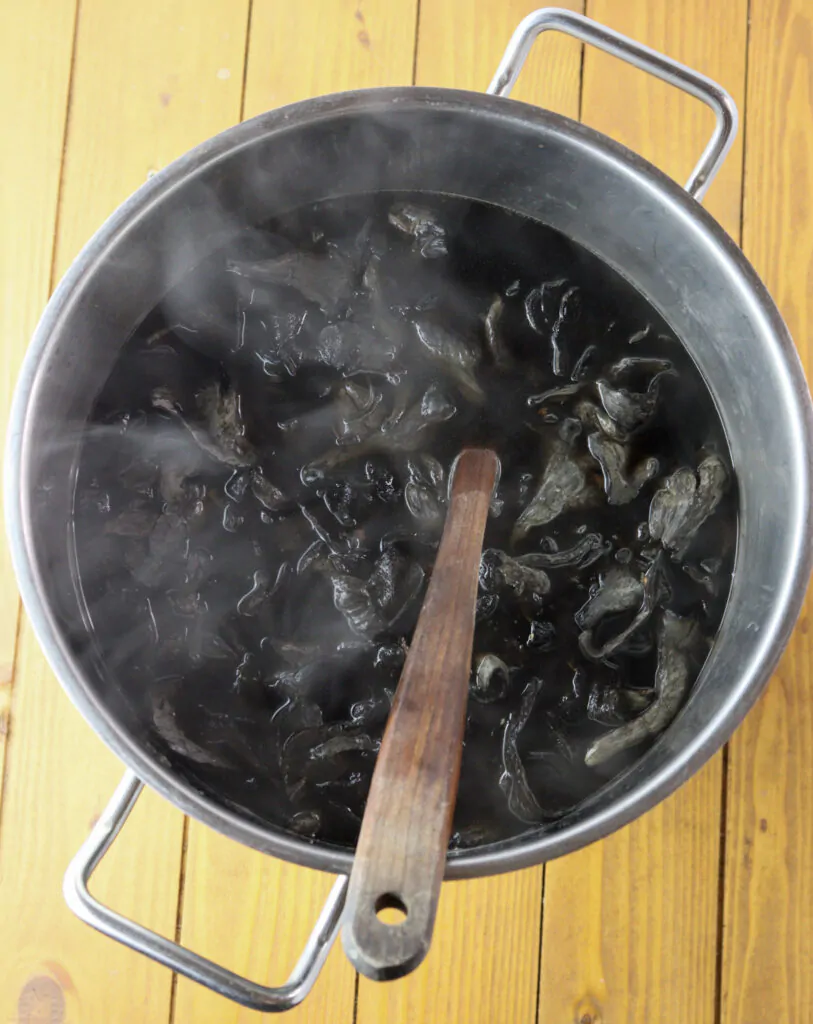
[538,2,747,1021]
[721,0,813,1019]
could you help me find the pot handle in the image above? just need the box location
[63,771,348,1013]
[488,7,738,201]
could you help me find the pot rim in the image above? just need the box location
[8,85,813,879]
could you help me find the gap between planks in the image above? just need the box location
[0,0,81,828]
[0,3,253,1023]
[169,6,420,1024]
[537,2,748,1022]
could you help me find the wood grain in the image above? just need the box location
[0,622,184,1024]
[540,764,724,1024]
[357,867,544,1024]
[581,0,747,229]
[356,3,584,1022]
[721,0,813,1019]
[54,0,249,272]
[0,0,77,815]
[538,3,748,1022]
[175,4,418,1023]
[415,0,585,119]
[173,829,355,1024]
[0,2,250,1022]
[243,0,418,117]
[344,450,498,982]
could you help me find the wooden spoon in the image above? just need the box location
[342,447,500,982]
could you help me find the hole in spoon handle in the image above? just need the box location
[375,893,408,924]
[342,449,499,982]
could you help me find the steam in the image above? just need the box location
[66,187,736,849]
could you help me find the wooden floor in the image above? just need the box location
[2,1,812,1021]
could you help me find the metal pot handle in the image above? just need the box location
[63,771,348,1013]
[488,7,738,201]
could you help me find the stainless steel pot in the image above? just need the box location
[7,7,813,1011]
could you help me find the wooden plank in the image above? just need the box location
[54,0,249,270]
[414,0,584,119]
[0,2,250,1022]
[721,0,813,1020]
[355,4,583,1023]
[244,0,419,116]
[358,869,543,1024]
[0,627,185,1024]
[173,3,417,1022]
[0,0,77,814]
[539,766,724,1023]
[174,830,356,1024]
[537,2,748,1022]
[581,0,746,233]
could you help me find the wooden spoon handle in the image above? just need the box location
[342,448,499,982]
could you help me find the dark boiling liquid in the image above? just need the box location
[73,193,737,851]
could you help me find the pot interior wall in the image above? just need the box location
[16,90,811,875]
